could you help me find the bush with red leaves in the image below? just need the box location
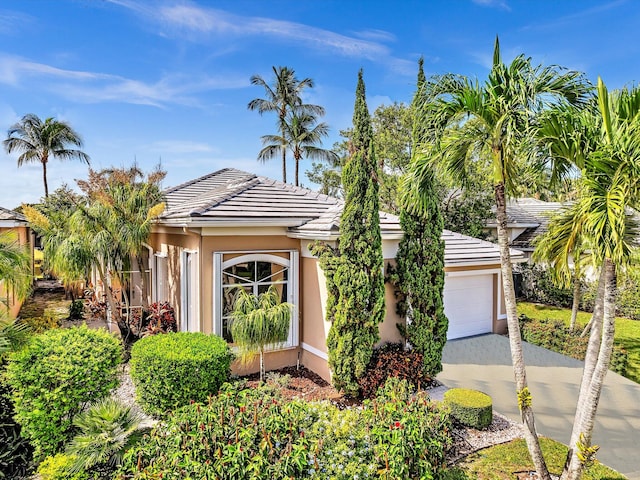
[357,342,431,399]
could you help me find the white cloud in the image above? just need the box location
[0,54,248,107]
[472,0,511,11]
[108,0,411,70]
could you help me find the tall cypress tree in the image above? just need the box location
[393,58,448,375]
[312,70,385,396]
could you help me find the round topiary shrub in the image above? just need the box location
[5,325,122,460]
[130,332,233,417]
[443,388,493,429]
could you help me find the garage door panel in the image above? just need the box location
[444,274,493,340]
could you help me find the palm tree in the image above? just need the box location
[4,114,90,198]
[229,286,292,382]
[248,66,324,183]
[259,111,338,186]
[539,78,640,480]
[408,37,590,479]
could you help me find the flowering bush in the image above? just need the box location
[118,379,458,480]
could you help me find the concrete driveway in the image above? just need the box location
[438,334,640,479]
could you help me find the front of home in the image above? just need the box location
[0,206,33,318]
[143,168,522,381]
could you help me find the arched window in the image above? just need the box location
[213,251,298,347]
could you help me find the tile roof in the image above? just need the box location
[0,206,27,223]
[160,168,523,265]
[162,168,339,225]
[500,198,565,250]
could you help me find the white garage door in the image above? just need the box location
[444,274,494,339]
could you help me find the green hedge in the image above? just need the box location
[519,314,629,376]
[130,332,233,417]
[5,325,121,460]
[443,388,493,429]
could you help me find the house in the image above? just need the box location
[144,168,524,381]
[0,206,33,317]
[485,198,564,259]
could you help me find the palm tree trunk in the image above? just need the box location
[136,255,150,310]
[570,270,581,332]
[42,159,49,198]
[495,183,551,480]
[562,259,616,480]
[295,158,299,187]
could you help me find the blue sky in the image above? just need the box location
[0,0,639,207]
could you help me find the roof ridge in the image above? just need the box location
[255,175,338,204]
[164,168,255,194]
[188,175,260,216]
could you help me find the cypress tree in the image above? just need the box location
[312,70,385,396]
[393,58,448,375]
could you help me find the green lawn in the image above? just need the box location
[460,437,626,479]
[518,302,640,384]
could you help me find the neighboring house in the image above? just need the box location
[144,168,524,381]
[0,206,33,317]
[485,197,564,259]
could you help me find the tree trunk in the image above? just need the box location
[295,157,300,187]
[562,259,616,480]
[42,158,49,198]
[495,183,551,480]
[569,270,581,332]
[136,255,150,310]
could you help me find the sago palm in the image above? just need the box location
[4,114,90,198]
[408,37,590,479]
[248,66,324,183]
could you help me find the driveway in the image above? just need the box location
[438,334,640,479]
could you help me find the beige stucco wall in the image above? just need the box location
[378,259,404,345]
[0,225,32,318]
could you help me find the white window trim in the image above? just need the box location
[181,249,199,332]
[213,250,299,348]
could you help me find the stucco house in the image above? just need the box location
[0,206,33,317]
[142,168,523,381]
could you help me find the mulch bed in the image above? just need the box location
[242,365,361,407]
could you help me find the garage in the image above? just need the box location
[444,273,494,339]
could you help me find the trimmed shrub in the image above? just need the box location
[444,388,493,429]
[5,325,122,460]
[130,332,233,417]
[519,314,629,376]
[357,342,431,399]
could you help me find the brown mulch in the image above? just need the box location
[242,366,361,407]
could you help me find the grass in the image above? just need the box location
[460,437,626,479]
[518,302,640,384]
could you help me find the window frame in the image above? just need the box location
[213,250,299,348]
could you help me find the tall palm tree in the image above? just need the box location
[408,37,590,479]
[539,78,640,480]
[4,114,90,198]
[259,111,338,186]
[248,66,324,183]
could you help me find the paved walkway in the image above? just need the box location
[438,334,640,479]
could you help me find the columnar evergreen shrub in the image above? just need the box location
[5,325,121,460]
[311,70,385,396]
[390,58,448,377]
[130,332,233,417]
